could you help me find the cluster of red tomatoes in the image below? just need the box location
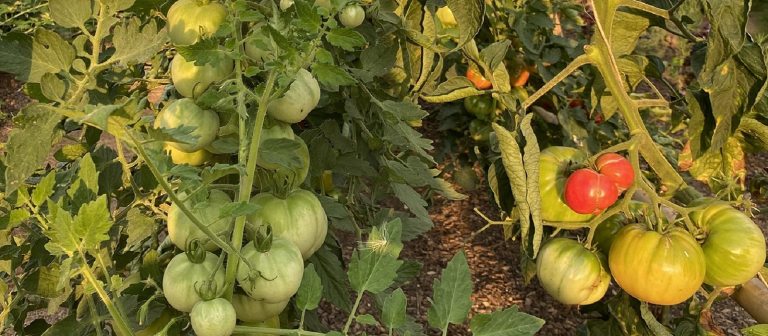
[535,147,766,307]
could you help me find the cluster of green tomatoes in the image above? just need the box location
[534,147,766,307]
[148,0,368,334]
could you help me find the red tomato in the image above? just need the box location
[595,153,634,191]
[564,168,619,214]
[466,68,492,90]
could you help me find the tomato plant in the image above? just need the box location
[536,238,610,305]
[167,189,234,251]
[538,146,594,223]
[563,168,619,215]
[154,98,220,152]
[167,0,228,46]
[170,50,234,98]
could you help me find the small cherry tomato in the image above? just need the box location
[339,4,365,28]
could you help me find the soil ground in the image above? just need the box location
[1,72,767,335]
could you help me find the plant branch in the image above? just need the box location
[521,54,591,110]
[342,291,365,335]
[80,264,134,336]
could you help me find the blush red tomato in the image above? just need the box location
[466,68,492,90]
[564,168,618,214]
[595,153,634,191]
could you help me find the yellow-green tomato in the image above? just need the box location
[690,201,766,286]
[162,251,225,312]
[155,98,220,152]
[190,298,236,336]
[164,143,211,166]
[171,51,234,98]
[609,224,706,305]
[247,189,328,259]
[536,238,610,305]
[236,238,304,303]
[539,147,594,223]
[267,69,321,123]
[167,0,228,46]
[231,294,288,323]
[339,4,365,28]
[435,7,457,27]
[167,189,233,251]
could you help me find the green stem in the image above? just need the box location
[342,291,365,335]
[85,294,104,336]
[521,54,591,110]
[232,326,325,336]
[80,264,134,336]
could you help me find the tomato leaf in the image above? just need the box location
[427,250,472,331]
[492,123,532,253]
[110,18,168,66]
[639,302,672,336]
[381,288,407,330]
[48,0,92,28]
[295,0,321,32]
[308,243,352,312]
[356,314,379,326]
[360,37,398,76]
[446,0,484,50]
[4,104,63,195]
[520,114,543,256]
[312,63,356,91]
[45,195,113,256]
[347,219,404,294]
[296,264,323,311]
[326,28,366,51]
[0,30,75,83]
[123,207,156,252]
[469,306,544,336]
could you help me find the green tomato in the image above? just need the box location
[339,4,365,28]
[244,29,273,64]
[536,238,610,305]
[314,0,332,10]
[267,69,321,123]
[468,119,491,142]
[164,144,211,166]
[236,237,304,303]
[171,51,234,98]
[231,294,288,323]
[539,147,594,223]
[690,201,766,286]
[155,98,220,152]
[592,215,624,254]
[463,95,496,120]
[246,189,328,259]
[190,298,236,336]
[162,251,225,312]
[609,224,706,305]
[167,189,234,251]
[167,0,227,46]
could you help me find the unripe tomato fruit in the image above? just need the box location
[538,147,594,222]
[155,98,220,152]
[236,238,304,303]
[164,144,211,166]
[536,238,610,305]
[690,201,766,286]
[339,4,365,28]
[595,153,634,191]
[468,119,491,142]
[162,251,225,312]
[609,224,706,305]
[247,190,328,259]
[267,69,321,124]
[167,189,234,251]
[167,0,227,46]
[190,298,236,336]
[257,123,310,184]
[171,51,234,98]
[231,294,288,323]
[435,7,457,27]
[593,215,624,253]
[466,68,492,90]
[564,168,619,215]
[463,95,496,120]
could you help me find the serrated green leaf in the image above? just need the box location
[31,172,57,207]
[326,28,366,51]
[40,73,68,102]
[446,0,484,50]
[295,0,321,31]
[391,182,430,223]
[297,264,323,311]
[0,30,75,83]
[427,250,472,331]
[360,37,398,76]
[123,207,156,251]
[381,288,407,329]
[5,104,62,195]
[111,18,168,66]
[309,245,352,312]
[470,306,544,336]
[348,219,404,294]
[313,63,356,91]
[49,0,92,28]
[45,195,113,256]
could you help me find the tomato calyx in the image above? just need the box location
[195,279,222,302]
[184,240,208,264]
[252,225,274,253]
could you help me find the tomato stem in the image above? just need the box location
[232,326,325,336]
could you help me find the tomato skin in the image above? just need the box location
[564,168,619,215]
[171,51,234,98]
[167,189,234,251]
[155,98,220,152]
[162,252,225,312]
[538,147,594,223]
[463,95,496,120]
[236,238,304,303]
[435,7,457,27]
[231,294,288,323]
[690,201,766,286]
[466,68,492,90]
[246,190,328,259]
[164,144,211,166]
[595,153,634,191]
[609,224,706,305]
[190,298,236,336]
[536,238,611,305]
[267,69,321,124]
[339,5,365,28]
[512,68,530,87]
[167,0,227,46]
[593,215,624,253]
[468,119,491,142]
